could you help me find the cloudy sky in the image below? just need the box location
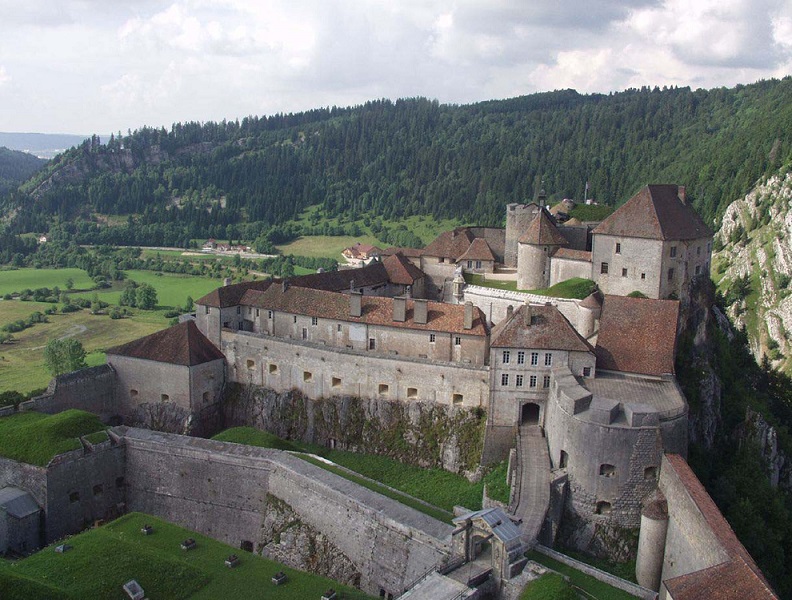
[1,0,791,135]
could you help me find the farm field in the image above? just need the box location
[276,235,387,260]
[0,512,373,600]
[0,268,95,296]
[0,268,228,394]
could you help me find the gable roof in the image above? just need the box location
[595,295,679,376]
[195,279,273,308]
[518,209,569,246]
[107,321,224,366]
[457,238,496,262]
[491,304,594,352]
[288,263,390,292]
[243,286,488,336]
[661,454,777,600]
[382,253,425,285]
[381,246,424,258]
[593,184,713,241]
[553,248,591,262]
[422,228,476,260]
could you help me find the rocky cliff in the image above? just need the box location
[713,166,792,372]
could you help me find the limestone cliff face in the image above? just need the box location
[713,167,792,372]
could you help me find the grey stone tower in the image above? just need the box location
[504,203,540,268]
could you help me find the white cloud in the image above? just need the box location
[0,0,790,133]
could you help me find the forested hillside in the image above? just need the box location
[0,147,45,196]
[3,79,792,244]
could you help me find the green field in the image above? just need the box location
[525,551,639,600]
[0,268,95,296]
[0,300,55,327]
[212,427,510,522]
[0,513,373,600]
[276,235,387,260]
[0,410,106,466]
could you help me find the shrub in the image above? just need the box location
[627,290,648,298]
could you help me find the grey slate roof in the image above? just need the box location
[0,487,40,518]
[453,507,522,547]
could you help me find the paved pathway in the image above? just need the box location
[511,425,551,544]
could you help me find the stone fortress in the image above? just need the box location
[0,185,778,600]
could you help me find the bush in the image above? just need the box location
[109,307,122,320]
[627,290,648,298]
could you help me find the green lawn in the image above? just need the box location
[212,427,510,522]
[520,573,577,600]
[0,268,95,296]
[0,410,106,466]
[0,513,373,600]
[0,300,55,328]
[525,551,639,600]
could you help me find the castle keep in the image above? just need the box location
[0,184,777,599]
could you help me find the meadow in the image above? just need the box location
[0,512,373,600]
[0,268,225,394]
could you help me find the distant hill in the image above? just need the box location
[4,79,792,242]
[0,146,46,196]
[0,132,88,159]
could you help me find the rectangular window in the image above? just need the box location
[269,364,278,374]
[204,306,209,315]
[615,242,621,254]
[697,246,701,256]
[583,366,591,377]
[531,352,539,366]
[622,267,628,277]
[255,308,260,317]
[454,336,461,346]
[429,333,436,343]
[517,351,525,365]
[337,323,342,332]
[303,371,312,382]
[302,328,307,340]
[529,375,537,388]
[501,373,509,386]
[293,315,297,324]
[515,374,524,387]
[502,350,511,364]
[475,260,482,269]
[641,273,646,280]
[452,393,463,404]
[467,260,472,268]
[545,353,552,366]
[268,310,274,319]
[237,306,241,314]
[670,246,677,258]
[311,316,318,326]
[668,268,675,281]
[237,321,243,330]
[407,387,418,398]
[369,338,376,350]
[378,383,389,395]
[332,377,341,388]
[543,375,551,388]
[601,262,609,274]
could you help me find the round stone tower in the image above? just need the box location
[516,209,568,291]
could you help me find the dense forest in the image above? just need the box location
[3,79,792,244]
[0,147,45,196]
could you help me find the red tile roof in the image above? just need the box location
[593,185,713,241]
[518,209,569,246]
[288,263,389,292]
[662,454,778,600]
[243,286,488,336]
[422,228,476,260]
[195,280,273,308]
[457,238,496,262]
[107,321,224,366]
[491,304,594,352]
[381,246,424,258]
[595,295,679,376]
[553,248,592,262]
[382,253,425,285]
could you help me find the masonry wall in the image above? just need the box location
[121,428,450,597]
[0,458,46,508]
[657,454,731,599]
[505,204,539,267]
[549,257,593,287]
[44,439,126,542]
[658,238,712,301]
[29,365,119,423]
[223,331,490,408]
[418,258,457,299]
[517,243,550,290]
[592,235,664,298]
[109,355,192,416]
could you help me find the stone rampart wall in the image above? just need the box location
[463,286,585,330]
[26,364,119,423]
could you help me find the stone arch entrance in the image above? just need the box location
[521,402,540,425]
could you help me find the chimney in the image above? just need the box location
[282,280,289,293]
[523,303,533,326]
[350,290,362,317]
[223,277,232,287]
[393,296,407,322]
[414,299,428,324]
[506,305,514,320]
[678,186,686,204]
[464,302,474,330]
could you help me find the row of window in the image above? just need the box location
[614,242,711,257]
[502,350,552,366]
[557,450,658,482]
[501,373,551,388]
[465,260,484,269]
[69,477,125,503]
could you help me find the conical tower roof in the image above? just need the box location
[518,208,569,246]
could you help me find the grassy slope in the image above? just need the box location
[212,427,510,521]
[519,573,577,600]
[276,235,386,260]
[0,268,95,296]
[0,513,372,600]
[0,410,106,466]
[525,551,639,600]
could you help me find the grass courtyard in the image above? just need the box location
[0,513,373,600]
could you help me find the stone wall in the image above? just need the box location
[223,331,490,410]
[223,384,487,474]
[549,257,592,287]
[120,427,451,597]
[27,365,119,423]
